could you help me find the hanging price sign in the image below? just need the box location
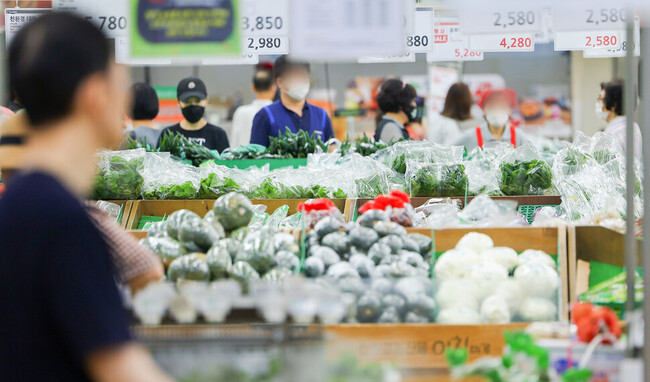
[469,33,535,52]
[553,0,629,32]
[554,30,621,51]
[427,16,483,62]
[54,0,128,38]
[458,0,541,34]
[240,0,289,54]
[583,16,640,58]
[406,7,434,53]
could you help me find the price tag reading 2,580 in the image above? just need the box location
[554,30,621,51]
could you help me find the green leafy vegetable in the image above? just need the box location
[499,159,552,195]
[92,155,144,199]
[409,163,468,197]
[267,128,327,159]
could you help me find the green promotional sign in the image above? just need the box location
[130,0,241,59]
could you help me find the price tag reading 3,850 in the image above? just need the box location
[241,0,289,54]
[554,30,621,51]
[458,0,541,34]
[469,33,535,52]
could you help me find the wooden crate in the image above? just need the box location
[92,200,133,229]
[125,199,354,231]
[407,227,569,321]
[325,323,527,370]
[567,225,642,306]
[347,195,562,221]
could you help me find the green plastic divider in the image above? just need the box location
[517,204,559,224]
[137,215,167,230]
[213,158,307,170]
[116,204,124,225]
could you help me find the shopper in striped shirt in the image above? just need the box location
[597,79,642,159]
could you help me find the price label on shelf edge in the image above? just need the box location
[407,7,434,53]
[553,1,629,32]
[554,30,621,51]
[583,17,640,58]
[243,36,288,54]
[469,33,535,52]
[53,0,128,38]
[428,16,483,62]
[458,1,542,34]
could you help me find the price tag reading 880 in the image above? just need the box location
[241,0,288,54]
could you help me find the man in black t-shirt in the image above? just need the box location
[158,77,230,152]
[0,13,171,382]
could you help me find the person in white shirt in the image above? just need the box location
[231,68,276,148]
[597,79,642,159]
[429,82,484,145]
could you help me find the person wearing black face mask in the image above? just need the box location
[157,77,230,152]
[374,78,416,143]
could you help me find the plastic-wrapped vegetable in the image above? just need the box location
[436,278,481,311]
[518,297,557,321]
[480,295,511,324]
[211,238,241,260]
[178,218,223,252]
[407,233,433,257]
[145,221,168,238]
[139,237,187,267]
[356,292,382,323]
[321,232,351,255]
[434,248,480,280]
[437,307,481,324]
[455,232,494,254]
[140,152,201,200]
[406,162,468,197]
[167,254,211,282]
[514,262,559,299]
[348,226,379,250]
[262,268,292,284]
[92,149,145,200]
[495,279,524,315]
[518,249,556,269]
[212,192,254,231]
[481,247,519,272]
[228,261,260,289]
[303,257,325,277]
[235,229,275,274]
[275,250,300,272]
[166,209,202,240]
[206,246,232,279]
[499,145,553,196]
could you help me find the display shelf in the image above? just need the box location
[92,200,133,229]
[124,198,354,232]
[348,195,562,221]
[324,323,528,370]
[212,158,308,170]
[567,225,643,309]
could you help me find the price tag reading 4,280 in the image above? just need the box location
[241,0,289,54]
[469,33,535,52]
[554,30,621,51]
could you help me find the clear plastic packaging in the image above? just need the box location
[405,160,468,197]
[92,149,146,200]
[498,143,553,196]
[140,152,201,200]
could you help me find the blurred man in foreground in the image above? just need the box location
[0,13,171,382]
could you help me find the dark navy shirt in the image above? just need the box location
[0,172,131,382]
[249,101,334,147]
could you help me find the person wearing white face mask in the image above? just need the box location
[452,88,527,149]
[250,55,333,147]
[597,79,641,159]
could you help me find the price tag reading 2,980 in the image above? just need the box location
[469,33,535,52]
[241,0,289,54]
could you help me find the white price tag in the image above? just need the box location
[427,16,483,62]
[358,52,416,63]
[243,36,288,54]
[289,0,405,61]
[534,8,553,44]
[553,0,628,31]
[407,7,434,53]
[554,30,621,51]
[239,0,288,55]
[53,0,127,38]
[4,8,50,46]
[458,0,541,34]
[469,33,535,52]
[584,17,640,58]
[240,0,289,37]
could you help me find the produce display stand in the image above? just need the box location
[324,323,527,380]
[407,226,570,321]
[212,158,307,170]
[93,200,133,229]
[567,225,643,309]
[348,195,562,222]
[124,198,355,232]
